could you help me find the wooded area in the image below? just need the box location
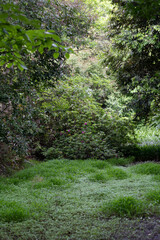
[0,0,160,239]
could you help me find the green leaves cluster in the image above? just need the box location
[36,76,135,160]
[104,0,160,120]
[0,3,64,70]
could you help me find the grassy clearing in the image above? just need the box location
[0,159,160,240]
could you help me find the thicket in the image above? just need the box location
[34,76,135,160]
[1,0,160,172]
[0,0,95,170]
[103,0,160,122]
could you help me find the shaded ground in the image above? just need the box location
[0,159,160,240]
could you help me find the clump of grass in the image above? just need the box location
[130,162,160,175]
[89,172,110,183]
[101,196,145,218]
[0,200,30,222]
[107,168,129,180]
[92,160,111,169]
[89,167,128,182]
[152,175,160,182]
[107,157,135,166]
[146,189,160,204]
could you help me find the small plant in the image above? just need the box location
[101,196,145,218]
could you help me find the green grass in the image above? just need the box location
[130,162,160,175]
[0,159,160,240]
[101,196,146,218]
[146,189,160,204]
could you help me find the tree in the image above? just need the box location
[0,0,96,165]
[103,0,160,120]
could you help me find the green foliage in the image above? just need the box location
[0,0,95,166]
[130,162,160,175]
[0,159,160,239]
[146,189,160,204]
[89,167,128,182]
[36,76,135,160]
[89,172,110,183]
[107,157,135,166]
[104,0,160,120]
[92,160,111,169]
[101,196,146,218]
[0,200,29,222]
[0,2,63,70]
[107,168,129,180]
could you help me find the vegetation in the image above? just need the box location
[103,0,160,121]
[0,0,160,238]
[0,159,160,239]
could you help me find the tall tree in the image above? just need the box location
[104,0,160,120]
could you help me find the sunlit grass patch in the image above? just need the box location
[101,196,146,218]
[130,162,160,175]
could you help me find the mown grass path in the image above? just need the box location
[0,159,160,240]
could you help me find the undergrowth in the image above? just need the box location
[0,159,160,240]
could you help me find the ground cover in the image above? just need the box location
[0,158,160,240]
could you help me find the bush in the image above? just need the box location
[36,76,135,160]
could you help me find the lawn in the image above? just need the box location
[0,158,160,240]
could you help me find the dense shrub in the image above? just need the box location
[0,0,95,167]
[34,76,135,159]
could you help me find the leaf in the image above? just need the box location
[24,34,31,43]
[53,52,59,59]
[20,64,28,70]
[65,52,70,59]
[52,34,61,42]
[2,28,9,35]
